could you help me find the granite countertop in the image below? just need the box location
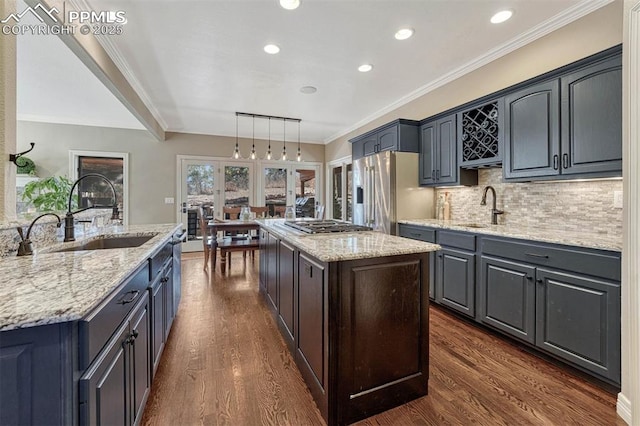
[0,223,182,331]
[398,219,622,252]
[259,219,440,262]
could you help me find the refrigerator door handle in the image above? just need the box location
[369,166,375,225]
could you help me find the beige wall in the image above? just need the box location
[1,0,17,222]
[16,121,324,224]
[325,1,624,161]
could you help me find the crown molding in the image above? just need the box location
[324,0,614,144]
[68,0,169,131]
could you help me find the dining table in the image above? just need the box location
[207,219,261,272]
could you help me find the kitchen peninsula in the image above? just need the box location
[257,219,440,425]
[0,224,183,425]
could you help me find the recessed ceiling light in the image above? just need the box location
[490,10,513,24]
[358,64,373,73]
[264,44,280,54]
[279,0,300,10]
[394,28,414,40]
[300,86,317,94]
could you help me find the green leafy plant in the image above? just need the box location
[16,156,36,175]
[21,176,77,212]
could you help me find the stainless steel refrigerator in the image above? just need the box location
[353,151,434,234]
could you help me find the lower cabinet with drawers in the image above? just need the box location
[0,237,183,426]
[398,223,621,386]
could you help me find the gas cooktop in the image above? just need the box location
[284,220,372,234]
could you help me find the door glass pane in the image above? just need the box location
[78,156,124,220]
[186,164,215,242]
[346,164,353,221]
[296,168,316,218]
[332,166,343,220]
[264,167,287,217]
[224,166,249,207]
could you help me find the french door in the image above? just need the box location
[178,157,254,252]
[259,162,321,219]
[326,157,353,221]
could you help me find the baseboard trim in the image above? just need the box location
[617,392,632,424]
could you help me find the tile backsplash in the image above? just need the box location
[435,168,622,237]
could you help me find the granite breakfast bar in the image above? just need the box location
[257,219,441,426]
[0,224,183,425]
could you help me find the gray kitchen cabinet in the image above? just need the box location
[259,228,268,292]
[350,119,420,160]
[79,292,150,426]
[480,236,621,384]
[560,55,622,175]
[505,52,622,181]
[535,268,620,383]
[504,80,560,179]
[163,261,174,340]
[436,247,475,317]
[150,269,166,376]
[420,115,477,186]
[0,323,74,425]
[278,240,296,348]
[266,232,280,312]
[479,256,536,344]
[398,224,436,299]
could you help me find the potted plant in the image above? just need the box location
[21,176,77,212]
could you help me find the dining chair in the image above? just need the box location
[199,207,213,270]
[250,206,269,218]
[274,205,286,218]
[223,206,241,220]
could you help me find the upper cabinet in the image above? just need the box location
[350,119,420,160]
[504,53,621,181]
[560,55,622,175]
[419,114,477,186]
[504,80,561,179]
[458,99,504,168]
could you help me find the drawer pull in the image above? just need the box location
[411,233,421,238]
[118,290,140,305]
[525,253,549,259]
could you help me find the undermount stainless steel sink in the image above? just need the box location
[456,223,490,229]
[52,235,154,252]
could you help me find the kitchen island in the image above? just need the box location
[258,219,440,425]
[0,224,183,425]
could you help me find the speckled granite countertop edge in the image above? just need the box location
[398,219,622,252]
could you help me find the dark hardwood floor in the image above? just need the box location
[141,252,624,426]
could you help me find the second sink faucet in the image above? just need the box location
[65,173,120,242]
[480,185,504,225]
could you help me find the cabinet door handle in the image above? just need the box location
[536,279,543,284]
[431,170,436,180]
[526,275,533,280]
[437,254,443,258]
[118,290,140,305]
[436,170,440,180]
[525,253,549,259]
[553,155,559,170]
[563,153,569,169]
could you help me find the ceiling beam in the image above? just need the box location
[22,0,165,141]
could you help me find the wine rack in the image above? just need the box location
[460,101,501,165]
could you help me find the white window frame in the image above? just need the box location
[325,155,352,221]
[69,150,130,225]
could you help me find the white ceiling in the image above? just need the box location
[18,0,609,143]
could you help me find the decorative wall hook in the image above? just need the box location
[9,142,35,167]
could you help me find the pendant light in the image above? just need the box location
[250,116,257,160]
[281,119,287,161]
[296,121,302,162]
[233,114,241,159]
[266,118,273,160]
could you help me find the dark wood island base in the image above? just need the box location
[259,226,432,425]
